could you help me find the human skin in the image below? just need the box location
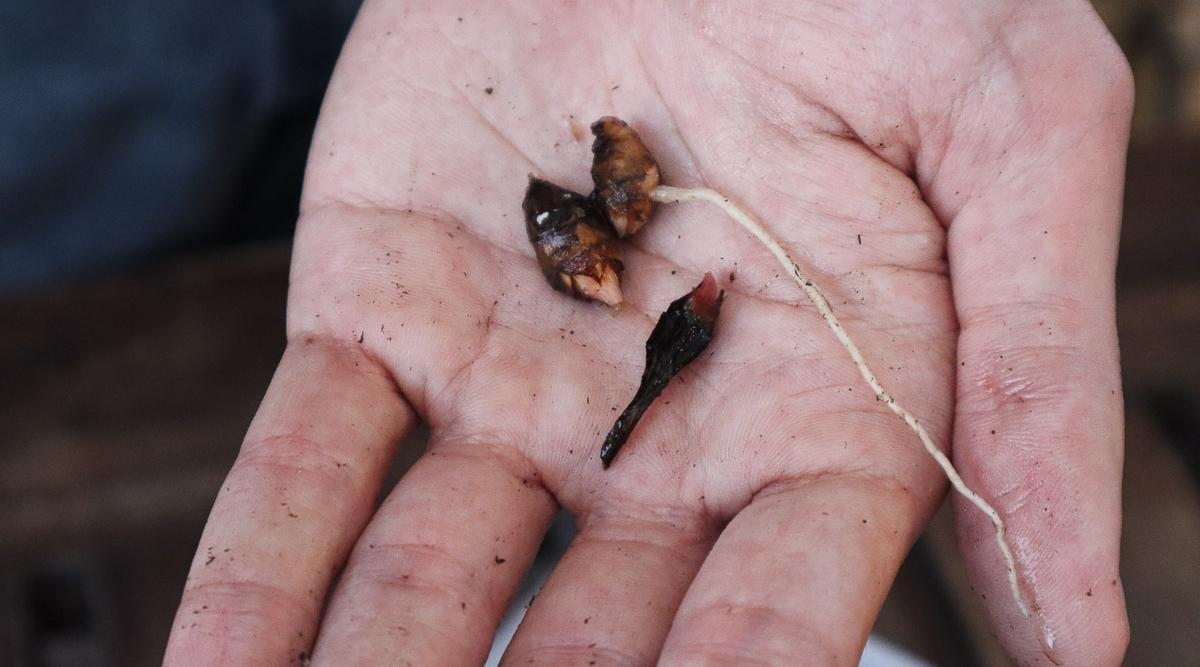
[165,2,1133,665]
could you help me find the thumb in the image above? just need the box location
[921,8,1133,666]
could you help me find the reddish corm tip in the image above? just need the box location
[688,273,724,322]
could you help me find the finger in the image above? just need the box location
[501,502,718,665]
[923,13,1134,666]
[310,438,557,665]
[164,336,415,666]
[658,474,934,665]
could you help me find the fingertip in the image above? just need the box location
[953,481,1129,666]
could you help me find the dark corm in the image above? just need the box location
[522,177,625,306]
[600,273,724,468]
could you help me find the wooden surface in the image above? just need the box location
[0,246,289,665]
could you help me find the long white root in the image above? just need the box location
[651,184,1030,618]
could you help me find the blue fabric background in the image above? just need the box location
[0,0,360,290]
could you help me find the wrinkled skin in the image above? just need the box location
[166,2,1133,666]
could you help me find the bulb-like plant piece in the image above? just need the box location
[590,116,660,238]
[523,177,625,306]
[522,118,660,306]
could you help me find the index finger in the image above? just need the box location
[164,337,416,665]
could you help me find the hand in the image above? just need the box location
[166,2,1132,665]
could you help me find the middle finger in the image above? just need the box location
[501,497,718,665]
[311,436,557,665]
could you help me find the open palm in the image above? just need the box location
[167,2,1132,665]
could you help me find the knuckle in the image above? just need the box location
[579,499,718,550]
[341,540,483,604]
[181,578,310,618]
[957,300,1107,418]
[501,644,642,667]
[1083,25,1135,99]
[662,602,842,667]
[962,342,1088,412]
[171,578,316,658]
[230,432,359,498]
[1059,25,1135,123]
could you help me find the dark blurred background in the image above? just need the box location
[1,2,1197,665]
